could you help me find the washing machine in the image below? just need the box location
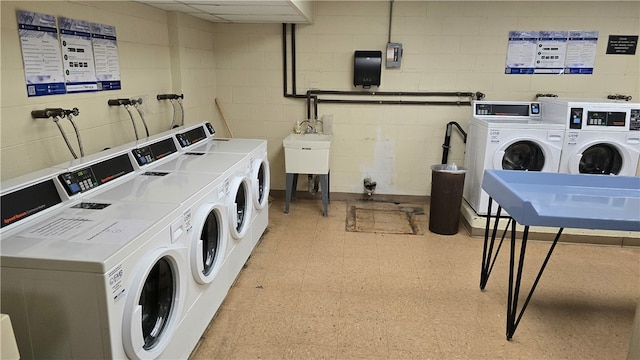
[540,98,640,176]
[56,147,230,358]
[463,101,565,215]
[1,179,190,359]
[144,130,254,290]
[178,122,270,250]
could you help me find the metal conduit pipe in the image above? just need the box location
[441,121,467,164]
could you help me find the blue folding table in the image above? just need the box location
[479,170,640,339]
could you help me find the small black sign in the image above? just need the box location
[606,35,638,55]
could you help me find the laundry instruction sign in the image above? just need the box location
[505,31,598,75]
[17,10,121,97]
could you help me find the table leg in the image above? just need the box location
[505,224,564,339]
[480,197,511,290]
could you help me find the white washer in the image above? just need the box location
[58,148,229,358]
[1,196,189,359]
[183,124,270,250]
[540,98,640,176]
[148,142,254,289]
[463,101,565,215]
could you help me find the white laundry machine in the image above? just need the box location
[1,183,189,359]
[463,101,565,215]
[57,148,230,358]
[540,98,640,176]
[179,122,270,250]
[146,131,254,289]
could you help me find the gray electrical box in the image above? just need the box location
[386,42,402,68]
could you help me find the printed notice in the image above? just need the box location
[59,17,99,93]
[506,30,599,75]
[91,23,121,90]
[534,31,568,74]
[17,10,66,96]
[606,35,638,55]
[20,216,96,240]
[505,31,538,74]
[19,216,150,246]
[565,31,598,74]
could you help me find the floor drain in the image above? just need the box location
[346,201,425,235]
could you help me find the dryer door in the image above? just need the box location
[569,141,624,175]
[122,248,186,360]
[494,140,545,171]
[229,176,252,239]
[191,203,228,284]
[252,159,270,210]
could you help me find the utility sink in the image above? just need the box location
[283,133,332,174]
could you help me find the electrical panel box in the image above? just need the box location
[386,43,402,68]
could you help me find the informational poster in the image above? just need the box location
[534,31,568,74]
[17,10,66,96]
[505,31,538,74]
[58,17,99,93]
[565,31,598,74]
[506,30,598,75]
[91,23,121,90]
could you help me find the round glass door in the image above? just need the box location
[191,204,227,284]
[140,258,174,350]
[235,182,247,231]
[252,159,270,210]
[501,140,545,171]
[229,177,252,239]
[579,144,622,175]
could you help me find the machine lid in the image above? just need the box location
[151,152,247,175]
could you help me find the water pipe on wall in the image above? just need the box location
[31,107,83,159]
[157,93,185,128]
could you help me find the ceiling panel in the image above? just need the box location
[137,0,313,23]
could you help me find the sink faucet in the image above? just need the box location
[300,119,317,134]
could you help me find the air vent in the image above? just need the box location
[142,171,170,176]
[185,152,206,156]
[212,139,230,142]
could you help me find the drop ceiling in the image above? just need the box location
[137,0,313,24]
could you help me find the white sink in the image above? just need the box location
[283,133,332,174]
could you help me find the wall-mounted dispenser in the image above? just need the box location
[354,50,382,88]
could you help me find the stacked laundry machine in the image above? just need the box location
[463,99,640,217]
[0,122,269,359]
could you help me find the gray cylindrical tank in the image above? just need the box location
[429,164,467,235]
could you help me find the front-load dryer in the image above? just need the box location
[540,98,640,176]
[463,101,565,215]
[0,197,189,360]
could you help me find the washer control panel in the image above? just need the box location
[58,153,134,196]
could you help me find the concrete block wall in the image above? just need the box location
[1,1,638,196]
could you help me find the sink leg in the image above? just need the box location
[285,173,298,214]
[319,174,329,217]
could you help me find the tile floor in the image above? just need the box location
[191,196,640,359]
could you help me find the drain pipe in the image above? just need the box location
[441,121,467,164]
